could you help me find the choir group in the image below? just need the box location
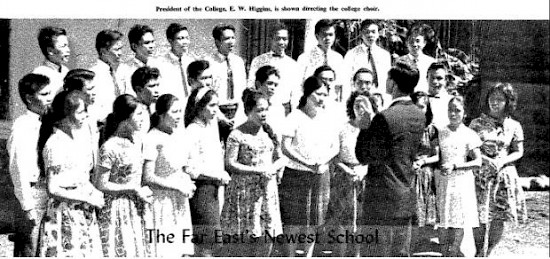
[7,19,528,257]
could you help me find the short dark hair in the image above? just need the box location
[313,65,336,79]
[128,24,154,51]
[38,26,67,57]
[131,66,160,92]
[63,69,95,92]
[353,68,374,82]
[95,29,123,54]
[166,23,188,41]
[427,62,448,75]
[388,61,420,94]
[314,19,335,35]
[360,19,382,31]
[18,73,50,107]
[255,65,280,85]
[271,22,288,37]
[187,60,210,82]
[212,24,236,41]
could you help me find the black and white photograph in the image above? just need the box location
[0,2,548,256]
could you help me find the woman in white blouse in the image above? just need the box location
[184,87,231,257]
[279,76,339,257]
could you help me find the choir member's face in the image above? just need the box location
[199,94,219,122]
[27,83,56,116]
[315,26,336,51]
[129,104,149,132]
[488,91,507,117]
[48,35,70,65]
[317,70,335,89]
[83,79,97,105]
[271,29,289,56]
[133,32,156,58]
[354,72,374,94]
[216,29,236,56]
[307,85,329,109]
[408,34,426,55]
[70,99,89,129]
[102,40,124,64]
[257,74,279,99]
[194,68,213,90]
[162,99,183,130]
[170,29,190,53]
[428,68,447,96]
[448,100,465,126]
[138,78,161,105]
[414,95,429,113]
[361,24,379,46]
[249,98,269,126]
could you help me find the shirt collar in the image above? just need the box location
[270,50,285,58]
[24,109,42,121]
[96,59,111,71]
[389,95,412,107]
[43,59,64,73]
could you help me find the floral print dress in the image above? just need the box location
[38,127,102,257]
[414,124,439,226]
[469,114,528,224]
[96,136,148,257]
[221,127,283,237]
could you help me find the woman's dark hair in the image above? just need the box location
[242,88,279,149]
[63,69,95,104]
[484,82,518,117]
[38,90,87,178]
[298,76,326,109]
[184,87,217,127]
[150,94,178,131]
[255,65,280,85]
[102,94,142,145]
[411,91,434,126]
[407,23,437,58]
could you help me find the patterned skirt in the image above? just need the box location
[474,159,528,224]
[221,173,283,237]
[414,166,437,227]
[96,193,148,257]
[38,198,103,257]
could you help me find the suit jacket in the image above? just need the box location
[355,97,425,225]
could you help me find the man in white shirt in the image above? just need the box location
[131,66,162,115]
[158,23,196,102]
[248,23,299,115]
[89,29,125,123]
[426,62,452,129]
[344,20,392,104]
[32,26,70,95]
[206,23,247,128]
[8,74,56,256]
[297,19,345,105]
[119,24,161,97]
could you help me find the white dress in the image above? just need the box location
[143,128,194,256]
[436,124,482,228]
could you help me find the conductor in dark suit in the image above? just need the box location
[355,61,425,257]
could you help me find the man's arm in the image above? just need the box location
[355,113,391,165]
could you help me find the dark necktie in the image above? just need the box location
[323,51,329,66]
[368,47,378,88]
[226,55,234,100]
[179,56,189,97]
